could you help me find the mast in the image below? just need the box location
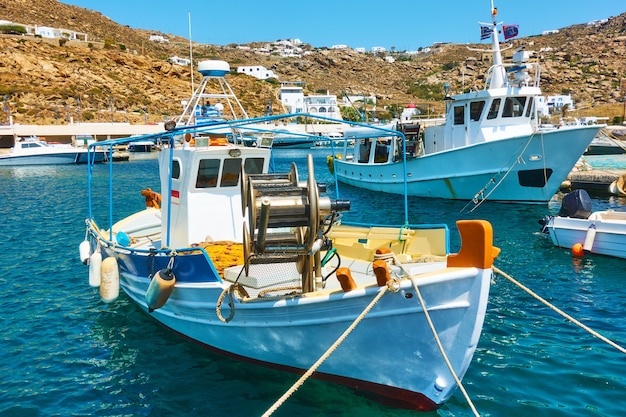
[488,1,507,89]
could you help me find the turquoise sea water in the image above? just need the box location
[0,148,624,417]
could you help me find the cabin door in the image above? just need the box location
[450,104,467,149]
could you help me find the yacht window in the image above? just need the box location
[470,101,486,121]
[454,106,465,125]
[221,158,241,187]
[244,158,265,174]
[487,99,501,119]
[196,159,220,188]
[502,97,527,118]
[525,97,534,118]
[171,160,181,179]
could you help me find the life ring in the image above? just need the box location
[140,187,162,208]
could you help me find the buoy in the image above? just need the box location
[145,268,176,312]
[79,240,90,265]
[88,251,102,287]
[100,257,120,303]
[572,243,585,257]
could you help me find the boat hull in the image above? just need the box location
[105,249,490,411]
[333,126,599,203]
[0,150,106,166]
[545,212,626,259]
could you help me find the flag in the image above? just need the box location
[503,24,519,40]
[480,25,491,40]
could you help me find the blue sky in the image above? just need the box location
[59,1,624,51]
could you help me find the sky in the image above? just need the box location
[59,1,625,51]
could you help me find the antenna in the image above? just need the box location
[188,12,194,95]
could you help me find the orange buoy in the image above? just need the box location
[572,243,585,257]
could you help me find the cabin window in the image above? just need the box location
[171,160,181,179]
[470,101,486,121]
[453,106,465,125]
[525,97,534,118]
[487,99,501,119]
[196,159,220,188]
[221,158,241,187]
[244,158,265,174]
[502,97,527,118]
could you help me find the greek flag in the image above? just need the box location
[480,25,491,40]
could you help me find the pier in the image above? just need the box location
[561,169,626,194]
[0,122,165,148]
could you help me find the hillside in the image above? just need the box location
[1,0,625,125]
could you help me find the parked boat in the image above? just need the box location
[540,189,626,259]
[79,115,500,412]
[327,5,602,207]
[0,136,108,166]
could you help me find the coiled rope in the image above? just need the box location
[494,266,626,354]
[261,283,390,417]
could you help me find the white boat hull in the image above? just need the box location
[545,211,626,259]
[333,126,598,203]
[106,247,490,410]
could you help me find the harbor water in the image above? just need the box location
[0,148,624,417]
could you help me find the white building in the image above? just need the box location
[237,66,278,80]
[279,83,342,119]
[401,103,420,122]
[279,83,305,113]
[546,95,575,112]
[169,56,191,66]
[149,35,169,43]
[371,46,386,53]
[304,93,342,119]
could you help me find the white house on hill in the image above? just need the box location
[237,66,278,80]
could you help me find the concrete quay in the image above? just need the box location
[561,169,626,194]
[0,122,166,147]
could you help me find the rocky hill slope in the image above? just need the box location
[1,0,625,124]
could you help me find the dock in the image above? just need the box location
[561,169,626,194]
[0,122,165,148]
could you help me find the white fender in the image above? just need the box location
[79,240,90,265]
[88,251,102,287]
[100,257,120,303]
[583,224,597,252]
[145,268,176,312]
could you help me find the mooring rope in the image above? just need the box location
[494,266,626,354]
[463,132,537,213]
[394,255,480,417]
[261,284,389,417]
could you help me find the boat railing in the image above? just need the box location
[484,61,541,89]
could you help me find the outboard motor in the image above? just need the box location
[558,189,592,219]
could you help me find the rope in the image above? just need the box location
[494,266,626,354]
[463,132,537,213]
[261,285,389,417]
[393,255,480,417]
[216,284,236,323]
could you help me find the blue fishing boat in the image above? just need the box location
[79,111,499,411]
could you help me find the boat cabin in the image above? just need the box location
[158,141,272,248]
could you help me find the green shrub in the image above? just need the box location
[0,24,26,35]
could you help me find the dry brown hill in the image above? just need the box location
[1,0,625,125]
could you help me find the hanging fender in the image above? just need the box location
[145,268,176,312]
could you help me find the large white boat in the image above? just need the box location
[328,4,603,207]
[0,136,108,166]
[79,114,499,412]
